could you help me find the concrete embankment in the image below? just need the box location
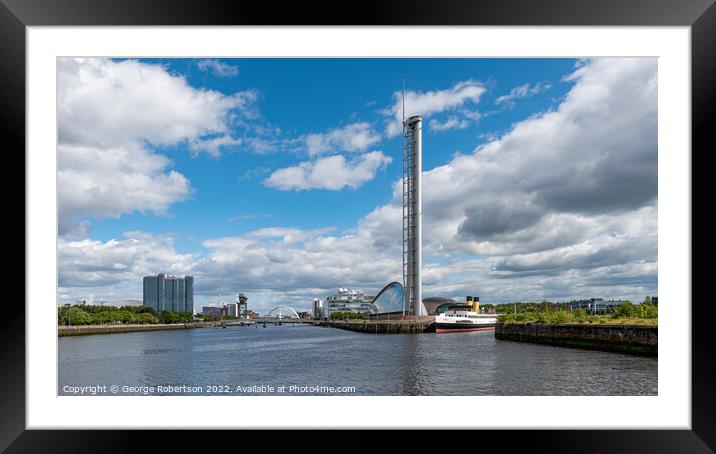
[321,318,435,334]
[495,322,657,356]
[58,323,208,337]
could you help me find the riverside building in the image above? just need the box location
[322,288,375,319]
[143,274,194,314]
[312,298,323,319]
[203,305,228,317]
[571,298,629,314]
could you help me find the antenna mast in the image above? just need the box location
[402,78,405,124]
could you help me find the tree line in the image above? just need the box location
[57,304,193,325]
[329,311,366,320]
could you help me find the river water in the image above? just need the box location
[58,324,657,396]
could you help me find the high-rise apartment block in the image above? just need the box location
[143,274,194,314]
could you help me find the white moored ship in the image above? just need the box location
[434,296,497,333]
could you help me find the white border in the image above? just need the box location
[27,26,691,429]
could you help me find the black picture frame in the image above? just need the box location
[4,0,710,451]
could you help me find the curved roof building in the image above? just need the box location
[371,282,453,316]
[371,281,405,315]
[421,296,459,315]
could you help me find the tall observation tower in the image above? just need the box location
[402,114,425,316]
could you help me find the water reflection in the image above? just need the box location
[59,325,657,396]
[396,335,428,395]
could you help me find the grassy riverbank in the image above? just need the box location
[498,313,658,326]
[496,301,657,326]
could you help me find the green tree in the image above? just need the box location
[135,313,160,324]
[612,302,638,318]
[573,308,587,322]
[158,310,192,324]
[63,307,93,325]
[177,311,193,323]
[330,311,366,320]
[638,302,658,319]
[159,310,179,324]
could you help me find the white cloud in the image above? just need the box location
[189,135,243,158]
[58,58,255,148]
[237,167,271,181]
[235,122,381,157]
[196,59,240,77]
[242,227,336,244]
[265,151,392,191]
[58,58,659,308]
[58,231,198,298]
[370,58,657,302]
[429,116,470,132]
[196,222,403,311]
[420,256,656,304]
[58,144,192,236]
[495,82,551,107]
[384,80,486,136]
[460,109,483,121]
[303,122,381,156]
[244,138,280,154]
[58,58,255,236]
[415,58,658,301]
[58,224,402,313]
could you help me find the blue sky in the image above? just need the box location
[57,57,658,312]
[89,58,574,250]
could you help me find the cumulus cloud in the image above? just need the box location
[195,222,403,310]
[303,122,381,156]
[226,122,381,157]
[420,256,657,304]
[58,231,198,300]
[362,58,657,302]
[58,58,659,308]
[416,58,658,300]
[58,144,192,235]
[196,59,240,77]
[495,81,551,107]
[58,58,255,236]
[58,58,254,148]
[384,80,486,136]
[264,151,392,191]
[58,224,402,313]
[489,208,657,275]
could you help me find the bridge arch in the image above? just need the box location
[266,305,300,319]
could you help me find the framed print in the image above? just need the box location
[5,0,712,451]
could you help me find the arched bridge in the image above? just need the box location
[266,305,300,319]
[251,305,318,324]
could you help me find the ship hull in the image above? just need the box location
[435,322,496,333]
